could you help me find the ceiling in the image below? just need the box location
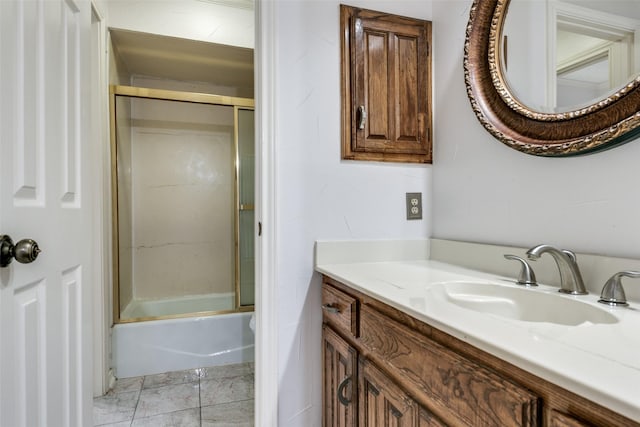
[196,0,254,10]
[110,28,254,93]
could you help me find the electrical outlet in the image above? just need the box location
[406,192,422,220]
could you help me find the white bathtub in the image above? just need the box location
[120,293,235,319]
[113,311,254,378]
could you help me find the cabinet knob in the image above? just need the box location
[356,105,367,130]
[322,303,340,314]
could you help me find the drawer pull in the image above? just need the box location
[322,303,340,314]
[337,376,353,406]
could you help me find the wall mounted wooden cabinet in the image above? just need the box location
[340,5,433,164]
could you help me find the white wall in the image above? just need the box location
[107,0,254,48]
[432,0,640,260]
[272,1,432,424]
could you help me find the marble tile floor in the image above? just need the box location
[94,362,254,427]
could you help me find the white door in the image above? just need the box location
[0,0,93,426]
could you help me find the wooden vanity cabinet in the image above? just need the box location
[359,357,420,427]
[322,283,359,427]
[323,325,358,427]
[321,276,640,427]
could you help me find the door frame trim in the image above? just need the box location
[90,1,279,419]
[90,0,115,397]
[255,0,279,425]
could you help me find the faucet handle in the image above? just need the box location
[598,270,640,307]
[504,254,538,286]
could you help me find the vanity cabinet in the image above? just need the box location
[340,5,432,164]
[322,286,445,427]
[321,276,640,427]
[322,281,358,427]
[323,325,358,427]
[359,357,420,426]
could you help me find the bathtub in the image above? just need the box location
[120,293,236,319]
[113,311,254,378]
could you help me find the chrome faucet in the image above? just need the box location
[525,244,588,295]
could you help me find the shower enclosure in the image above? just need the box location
[110,85,255,324]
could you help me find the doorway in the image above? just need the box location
[110,85,255,324]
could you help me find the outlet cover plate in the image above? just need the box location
[406,192,422,220]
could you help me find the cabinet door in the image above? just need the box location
[323,325,358,427]
[341,5,432,164]
[359,357,417,427]
[549,410,593,427]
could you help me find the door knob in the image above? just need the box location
[0,235,41,268]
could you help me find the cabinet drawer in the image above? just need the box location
[359,305,539,427]
[322,283,359,337]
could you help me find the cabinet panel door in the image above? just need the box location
[359,357,416,427]
[323,325,357,427]
[353,15,428,155]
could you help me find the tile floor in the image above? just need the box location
[93,362,254,427]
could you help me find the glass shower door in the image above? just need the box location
[236,108,255,307]
[111,85,255,322]
[112,89,245,322]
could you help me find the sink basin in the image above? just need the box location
[430,282,618,326]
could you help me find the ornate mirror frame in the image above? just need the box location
[464,0,640,156]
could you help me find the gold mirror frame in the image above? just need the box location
[464,0,640,156]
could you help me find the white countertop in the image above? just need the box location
[316,258,640,422]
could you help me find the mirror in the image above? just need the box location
[502,0,640,113]
[464,0,640,156]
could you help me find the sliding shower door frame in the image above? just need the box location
[109,85,255,325]
[234,106,256,310]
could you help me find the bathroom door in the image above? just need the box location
[0,0,93,426]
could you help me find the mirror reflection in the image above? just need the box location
[501,0,640,113]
